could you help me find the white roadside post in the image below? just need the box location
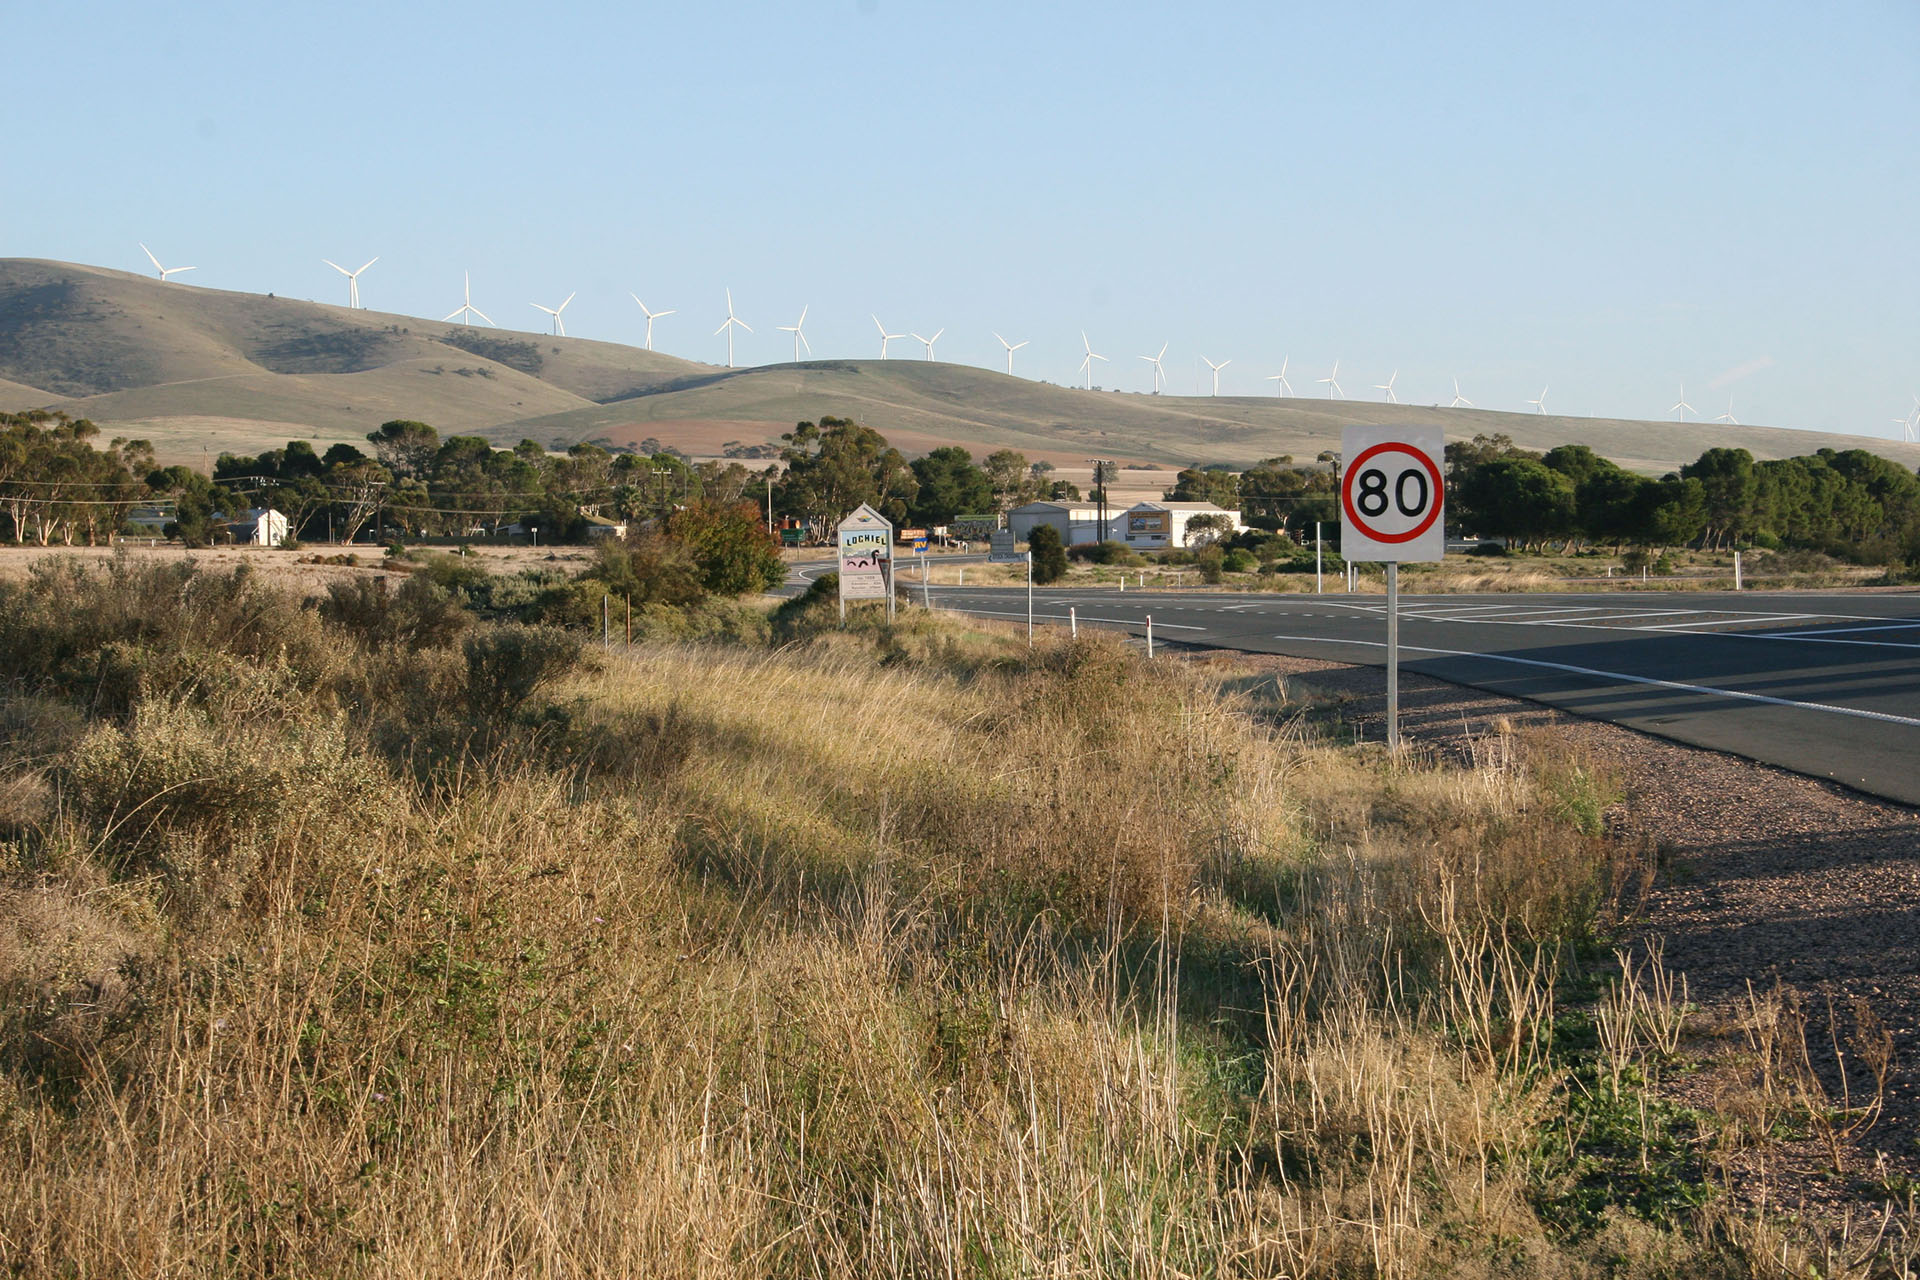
[1340,424,1446,753]
[921,551,931,609]
[1070,606,1077,637]
[1315,521,1323,595]
[1733,550,1743,591]
[1146,615,1154,659]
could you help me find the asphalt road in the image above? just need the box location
[800,564,1920,805]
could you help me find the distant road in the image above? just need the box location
[894,581,1920,805]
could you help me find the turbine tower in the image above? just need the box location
[1078,332,1108,390]
[995,332,1029,376]
[1265,356,1293,397]
[1449,376,1473,408]
[1373,370,1399,403]
[1317,360,1344,399]
[322,257,377,308]
[872,315,905,358]
[1528,385,1549,414]
[1201,355,1230,397]
[1905,401,1920,444]
[912,328,944,361]
[1714,397,1738,425]
[714,289,751,366]
[139,243,195,282]
[630,295,674,350]
[442,271,494,326]
[777,305,811,361]
[531,291,576,337]
[1138,342,1168,393]
[1669,381,1695,421]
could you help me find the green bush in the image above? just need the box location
[1196,545,1226,584]
[320,573,471,650]
[461,625,584,717]
[1028,525,1068,584]
[1221,549,1257,574]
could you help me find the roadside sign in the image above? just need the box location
[987,530,1023,563]
[836,503,894,621]
[1339,425,1446,754]
[1339,425,1445,562]
[900,527,929,552]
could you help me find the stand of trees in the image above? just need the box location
[0,411,155,545]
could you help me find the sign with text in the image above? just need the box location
[987,530,1024,563]
[1339,425,1445,562]
[837,503,894,609]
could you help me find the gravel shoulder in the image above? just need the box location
[1203,647,1920,1213]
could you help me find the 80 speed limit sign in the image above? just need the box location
[1339,425,1446,562]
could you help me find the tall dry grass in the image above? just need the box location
[0,557,1908,1277]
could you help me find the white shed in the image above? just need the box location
[230,508,291,547]
[1007,501,1116,547]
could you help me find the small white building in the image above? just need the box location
[229,508,291,547]
[1119,501,1243,549]
[1007,501,1118,547]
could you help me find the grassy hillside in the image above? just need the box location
[6,258,1919,477]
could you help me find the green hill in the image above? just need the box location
[4,258,1917,476]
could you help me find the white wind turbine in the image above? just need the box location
[1449,376,1473,408]
[1317,360,1344,399]
[777,305,811,361]
[531,291,576,337]
[322,256,377,308]
[1374,369,1399,403]
[872,315,905,358]
[442,271,494,326]
[1078,332,1108,389]
[1528,385,1550,414]
[995,332,1029,376]
[1138,342,1168,393]
[714,289,751,366]
[1897,397,1919,443]
[1714,396,1739,425]
[630,295,674,350]
[912,328,944,361]
[1669,381,1695,421]
[1265,357,1294,397]
[1201,355,1230,396]
[139,243,195,282]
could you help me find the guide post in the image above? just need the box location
[1339,425,1446,751]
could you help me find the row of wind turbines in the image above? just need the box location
[134,245,1916,440]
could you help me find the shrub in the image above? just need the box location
[1221,548,1257,574]
[320,573,471,650]
[1027,525,1068,584]
[1196,544,1226,584]
[1068,539,1143,566]
[461,625,583,717]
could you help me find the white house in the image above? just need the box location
[1118,501,1243,549]
[229,508,291,547]
[1006,501,1118,547]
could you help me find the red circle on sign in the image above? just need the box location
[1342,442,1445,543]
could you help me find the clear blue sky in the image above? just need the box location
[10,0,1917,436]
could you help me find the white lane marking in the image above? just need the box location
[1266,634,1920,729]
[960,608,1206,630]
[1758,621,1920,637]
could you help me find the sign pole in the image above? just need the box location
[1315,521,1323,594]
[1386,562,1400,751]
[921,552,931,609]
[1025,552,1033,645]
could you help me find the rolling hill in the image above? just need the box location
[4,258,1917,477]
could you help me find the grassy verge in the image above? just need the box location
[0,556,1909,1276]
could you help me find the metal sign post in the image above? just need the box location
[1339,425,1446,752]
[1315,521,1323,595]
[1025,552,1033,645]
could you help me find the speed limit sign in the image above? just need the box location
[1340,425,1445,562]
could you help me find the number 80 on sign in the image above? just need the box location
[1339,425,1446,562]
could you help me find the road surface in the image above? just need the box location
[846,572,1920,805]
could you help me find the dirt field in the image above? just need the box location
[0,542,596,595]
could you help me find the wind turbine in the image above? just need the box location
[1078,332,1108,389]
[1265,357,1294,397]
[531,291,575,337]
[1138,342,1168,393]
[1201,355,1230,396]
[714,289,751,366]
[912,328,944,361]
[139,243,195,282]
[322,257,377,308]
[1669,381,1695,421]
[777,305,811,361]
[1317,360,1343,399]
[630,295,674,350]
[872,315,905,358]
[995,332,1029,376]
[1906,404,1919,444]
[1714,396,1739,425]
[442,271,494,326]
[1449,376,1473,408]
[1373,370,1399,403]
[1528,385,1549,414]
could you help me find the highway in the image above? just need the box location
[797,562,1920,805]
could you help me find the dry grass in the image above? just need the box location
[0,559,1912,1276]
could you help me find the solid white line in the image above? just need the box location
[960,608,1206,630]
[1265,633,1920,729]
[1758,620,1920,637]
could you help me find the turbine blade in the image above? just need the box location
[140,243,161,271]
[323,259,348,275]
[471,307,493,326]
[357,257,378,274]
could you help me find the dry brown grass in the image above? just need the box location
[0,562,1912,1276]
